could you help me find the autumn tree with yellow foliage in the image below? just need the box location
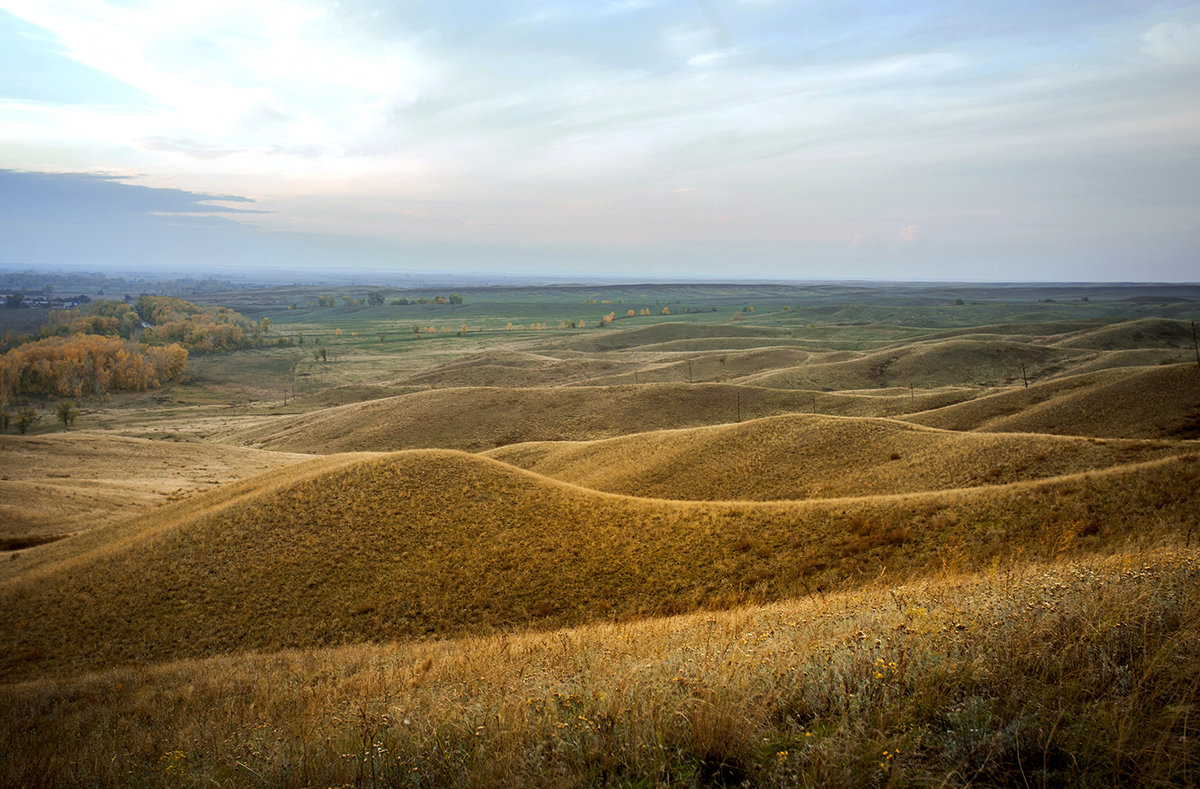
[0,334,187,407]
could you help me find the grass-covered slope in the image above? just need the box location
[557,322,785,353]
[2,548,1197,788]
[2,449,1197,681]
[744,339,1086,390]
[484,414,1190,501]
[0,432,310,541]
[1051,317,1197,350]
[905,363,1200,438]
[227,383,957,453]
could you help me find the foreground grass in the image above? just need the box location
[2,547,1197,787]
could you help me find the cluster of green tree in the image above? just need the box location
[312,292,464,307]
[390,294,463,305]
[40,296,273,354]
[0,334,187,407]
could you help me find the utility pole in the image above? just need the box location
[688,359,693,384]
[737,392,741,423]
[1192,321,1200,369]
[1021,361,1028,389]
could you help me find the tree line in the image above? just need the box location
[40,295,270,353]
[0,334,187,407]
[0,295,272,408]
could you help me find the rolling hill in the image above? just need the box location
[483,414,1190,501]
[1050,317,1197,350]
[0,432,311,542]
[742,338,1087,390]
[2,448,1196,681]
[225,383,973,453]
[904,363,1200,438]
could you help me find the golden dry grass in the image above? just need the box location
[557,322,785,353]
[2,546,1196,787]
[483,413,1192,500]
[0,432,311,540]
[743,339,1088,390]
[226,383,963,453]
[2,448,1197,683]
[1051,317,1196,350]
[5,310,1200,786]
[906,363,1200,438]
[399,350,624,389]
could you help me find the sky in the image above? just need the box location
[1,0,1198,282]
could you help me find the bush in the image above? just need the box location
[56,400,78,428]
[15,406,39,434]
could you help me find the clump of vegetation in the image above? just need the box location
[14,405,39,434]
[0,334,187,407]
[41,295,272,353]
[55,399,78,428]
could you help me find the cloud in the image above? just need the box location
[898,225,918,243]
[0,169,262,223]
[1141,20,1200,65]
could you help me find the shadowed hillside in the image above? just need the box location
[2,449,1197,681]
[484,414,1190,500]
[905,363,1200,438]
[225,383,973,453]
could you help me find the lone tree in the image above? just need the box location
[367,291,385,306]
[56,400,79,428]
[16,406,40,434]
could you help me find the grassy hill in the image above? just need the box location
[0,432,310,542]
[399,350,623,388]
[2,449,1197,682]
[577,347,816,386]
[1050,317,1197,350]
[743,339,1087,390]
[225,383,975,453]
[484,414,1190,501]
[5,287,1200,786]
[556,322,786,353]
[4,546,1196,787]
[905,363,1200,438]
